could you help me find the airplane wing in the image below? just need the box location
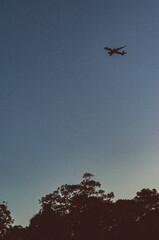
[116,45,127,51]
[104,47,112,51]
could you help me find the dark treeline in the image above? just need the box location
[1,173,159,240]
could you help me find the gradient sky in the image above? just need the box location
[1,0,159,226]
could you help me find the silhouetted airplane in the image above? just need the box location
[104,45,127,56]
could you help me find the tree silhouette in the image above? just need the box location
[37,173,114,239]
[0,202,14,239]
[134,188,159,211]
[39,173,114,215]
[3,225,25,240]
[3,174,159,240]
[133,188,159,239]
[29,207,67,240]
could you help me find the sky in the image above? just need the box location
[1,0,159,226]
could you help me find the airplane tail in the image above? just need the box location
[121,51,126,55]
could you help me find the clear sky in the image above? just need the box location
[1,0,159,226]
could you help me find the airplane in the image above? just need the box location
[104,45,127,56]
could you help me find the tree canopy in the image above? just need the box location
[0,202,14,239]
[39,173,114,216]
[2,173,159,240]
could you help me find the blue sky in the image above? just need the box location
[1,0,159,226]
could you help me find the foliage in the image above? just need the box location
[0,202,14,239]
[39,173,114,216]
[134,188,159,211]
[3,225,25,240]
[3,173,159,239]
